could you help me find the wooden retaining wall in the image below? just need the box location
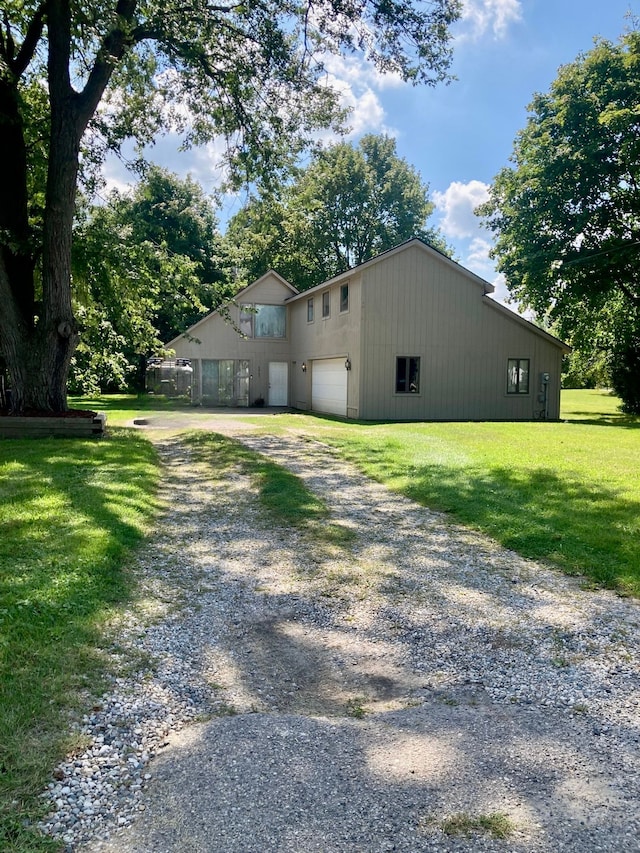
[0,412,107,439]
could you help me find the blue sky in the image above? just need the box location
[103,0,637,304]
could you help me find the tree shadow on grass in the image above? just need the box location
[562,412,640,429]
[0,430,159,843]
[402,462,640,594]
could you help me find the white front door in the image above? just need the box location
[268,362,288,406]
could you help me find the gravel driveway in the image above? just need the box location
[40,422,640,852]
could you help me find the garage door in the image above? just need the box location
[312,358,347,416]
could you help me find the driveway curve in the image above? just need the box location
[40,420,640,852]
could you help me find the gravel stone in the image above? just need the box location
[37,422,640,852]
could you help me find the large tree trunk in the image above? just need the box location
[34,98,82,412]
[0,0,138,412]
[24,0,81,412]
[0,0,135,413]
[0,73,44,413]
[0,0,82,413]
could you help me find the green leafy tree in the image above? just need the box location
[479,29,640,411]
[0,0,460,413]
[71,167,234,392]
[118,167,230,342]
[228,134,450,290]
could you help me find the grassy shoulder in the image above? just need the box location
[246,389,640,596]
[0,429,159,852]
[73,389,640,595]
[181,431,354,549]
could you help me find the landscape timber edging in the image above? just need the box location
[0,412,107,439]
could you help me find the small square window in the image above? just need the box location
[307,298,314,323]
[396,356,420,393]
[322,291,330,318]
[507,358,530,394]
[340,284,349,313]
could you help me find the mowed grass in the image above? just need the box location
[181,431,354,548]
[76,389,640,595]
[0,430,159,852]
[243,389,639,596]
[69,392,193,426]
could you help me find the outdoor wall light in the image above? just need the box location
[301,362,307,372]
[345,357,351,371]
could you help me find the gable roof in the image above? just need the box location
[236,269,299,300]
[285,238,495,302]
[483,296,571,353]
[285,237,570,353]
[164,270,297,348]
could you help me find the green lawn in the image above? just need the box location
[0,387,636,850]
[70,392,194,426]
[74,389,640,595]
[216,388,636,596]
[0,430,159,852]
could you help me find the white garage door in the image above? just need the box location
[312,358,347,416]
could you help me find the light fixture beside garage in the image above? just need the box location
[345,357,351,371]
[301,362,307,372]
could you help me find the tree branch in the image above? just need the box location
[47,0,73,105]
[76,0,139,132]
[0,11,14,63]
[619,280,640,307]
[12,2,47,77]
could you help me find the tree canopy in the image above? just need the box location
[479,29,640,412]
[70,167,233,393]
[0,0,461,413]
[227,134,450,291]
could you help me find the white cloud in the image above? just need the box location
[433,179,490,239]
[318,53,400,142]
[323,52,404,93]
[183,139,231,190]
[458,0,522,40]
[341,86,388,137]
[465,236,494,275]
[490,271,512,305]
[100,154,137,197]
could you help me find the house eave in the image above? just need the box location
[286,238,495,302]
[483,296,572,353]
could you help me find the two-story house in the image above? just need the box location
[164,239,570,421]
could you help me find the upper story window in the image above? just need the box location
[340,283,349,313]
[507,358,530,394]
[396,356,420,393]
[239,304,286,338]
[307,297,314,323]
[322,291,330,319]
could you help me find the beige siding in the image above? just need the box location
[168,273,293,406]
[358,243,564,420]
[168,242,566,420]
[289,276,362,416]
